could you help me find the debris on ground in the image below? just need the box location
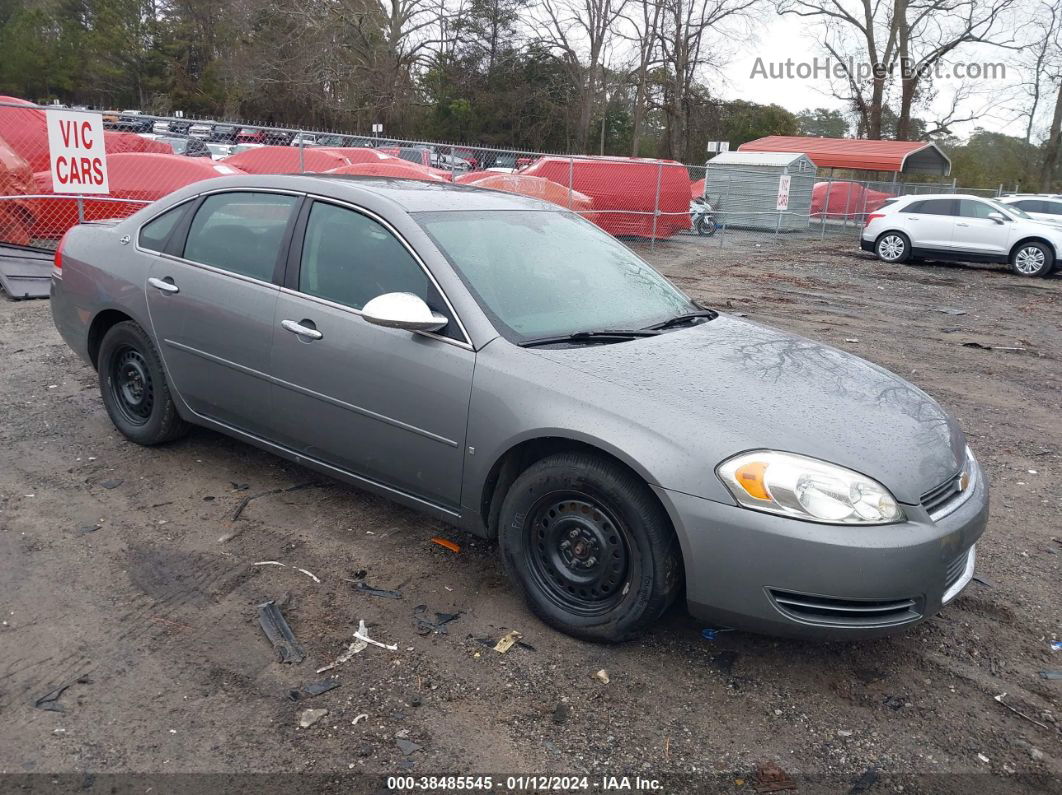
[594,669,610,685]
[33,679,80,713]
[98,478,123,489]
[352,713,368,725]
[396,738,422,755]
[317,620,371,673]
[354,619,398,651]
[413,605,461,635]
[252,561,322,584]
[934,307,967,315]
[257,600,306,664]
[1040,670,1062,680]
[231,481,324,521]
[1050,640,1062,652]
[288,679,340,701]
[848,767,878,794]
[701,627,734,640]
[349,580,402,599]
[994,693,1051,730]
[298,708,328,728]
[430,536,461,553]
[552,703,571,725]
[751,760,796,792]
[493,630,521,653]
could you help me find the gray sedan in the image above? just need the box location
[50,175,988,641]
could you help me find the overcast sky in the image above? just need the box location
[717,16,1029,140]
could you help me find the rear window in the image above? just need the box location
[138,206,185,252]
[183,192,297,281]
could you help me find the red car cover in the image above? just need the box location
[811,181,894,219]
[0,135,34,245]
[222,145,352,174]
[454,172,595,218]
[324,148,453,180]
[326,162,448,181]
[520,157,691,238]
[28,153,245,238]
[0,96,50,173]
[690,178,705,199]
[104,132,173,156]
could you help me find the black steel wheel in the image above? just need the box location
[98,320,189,445]
[498,452,682,642]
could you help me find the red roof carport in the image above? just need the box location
[738,136,950,175]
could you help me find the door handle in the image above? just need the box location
[956,222,970,227]
[148,276,179,294]
[281,319,323,341]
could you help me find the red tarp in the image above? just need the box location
[323,148,453,180]
[520,157,691,238]
[0,135,34,245]
[326,162,448,181]
[811,181,894,219]
[690,178,704,199]
[104,132,173,156]
[28,153,245,238]
[455,172,595,218]
[222,145,352,174]
[0,96,50,173]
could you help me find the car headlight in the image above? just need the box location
[717,451,904,525]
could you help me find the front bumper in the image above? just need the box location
[653,469,988,639]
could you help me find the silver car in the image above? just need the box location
[50,175,988,641]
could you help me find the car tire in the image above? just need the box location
[98,320,189,445]
[1009,241,1054,277]
[875,231,911,263]
[497,452,682,642]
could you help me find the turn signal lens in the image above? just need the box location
[717,451,904,525]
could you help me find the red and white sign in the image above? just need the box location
[776,174,791,211]
[46,110,109,194]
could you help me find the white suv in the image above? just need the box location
[998,194,1062,223]
[861,194,1062,277]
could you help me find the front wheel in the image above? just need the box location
[98,320,189,445]
[875,231,911,263]
[1010,241,1054,277]
[497,453,682,642]
[695,216,717,236]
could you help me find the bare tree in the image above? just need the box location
[617,0,664,155]
[531,0,631,151]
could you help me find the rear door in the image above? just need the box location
[268,198,475,509]
[144,190,300,436]
[899,198,957,250]
[954,199,1010,256]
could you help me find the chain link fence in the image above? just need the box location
[0,100,1007,256]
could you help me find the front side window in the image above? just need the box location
[416,210,694,343]
[183,192,297,281]
[959,199,997,219]
[299,201,431,312]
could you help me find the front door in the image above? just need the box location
[954,199,1010,257]
[268,199,474,509]
[144,190,299,436]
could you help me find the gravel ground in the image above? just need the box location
[0,237,1059,793]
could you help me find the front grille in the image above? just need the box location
[921,473,963,515]
[768,589,921,628]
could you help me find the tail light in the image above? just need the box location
[53,229,71,277]
[864,213,885,226]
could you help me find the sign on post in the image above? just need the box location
[776,174,791,212]
[46,109,109,194]
[371,123,384,135]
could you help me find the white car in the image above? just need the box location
[861,193,1061,277]
[188,123,213,140]
[997,195,1062,223]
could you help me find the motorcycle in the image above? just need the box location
[690,197,717,236]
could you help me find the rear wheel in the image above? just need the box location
[875,231,911,263]
[98,321,189,445]
[497,453,682,642]
[1010,241,1054,277]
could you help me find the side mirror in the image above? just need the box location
[987,211,1007,224]
[362,292,448,333]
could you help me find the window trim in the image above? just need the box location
[134,188,306,288]
[283,194,473,350]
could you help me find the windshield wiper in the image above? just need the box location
[644,308,718,331]
[518,329,661,348]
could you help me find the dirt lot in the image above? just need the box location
[0,237,1059,792]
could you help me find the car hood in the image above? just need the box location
[530,315,966,504]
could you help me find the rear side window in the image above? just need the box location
[1014,199,1044,212]
[912,198,957,216]
[139,206,184,252]
[183,192,297,281]
[1044,200,1062,215]
[298,201,430,311]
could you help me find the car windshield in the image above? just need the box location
[994,199,1031,220]
[416,210,696,343]
[161,137,188,154]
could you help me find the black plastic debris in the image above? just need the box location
[257,600,305,664]
[396,738,422,755]
[288,679,340,701]
[0,243,52,300]
[99,479,123,489]
[352,581,402,600]
[849,767,879,794]
[413,605,461,636]
[33,675,89,713]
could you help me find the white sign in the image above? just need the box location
[372,123,384,134]
[46,110,109,194]
[776,174,791,211]
[706,141,730,153]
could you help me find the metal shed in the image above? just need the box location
[704,151,816,232]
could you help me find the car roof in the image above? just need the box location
[183,173,562,213]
